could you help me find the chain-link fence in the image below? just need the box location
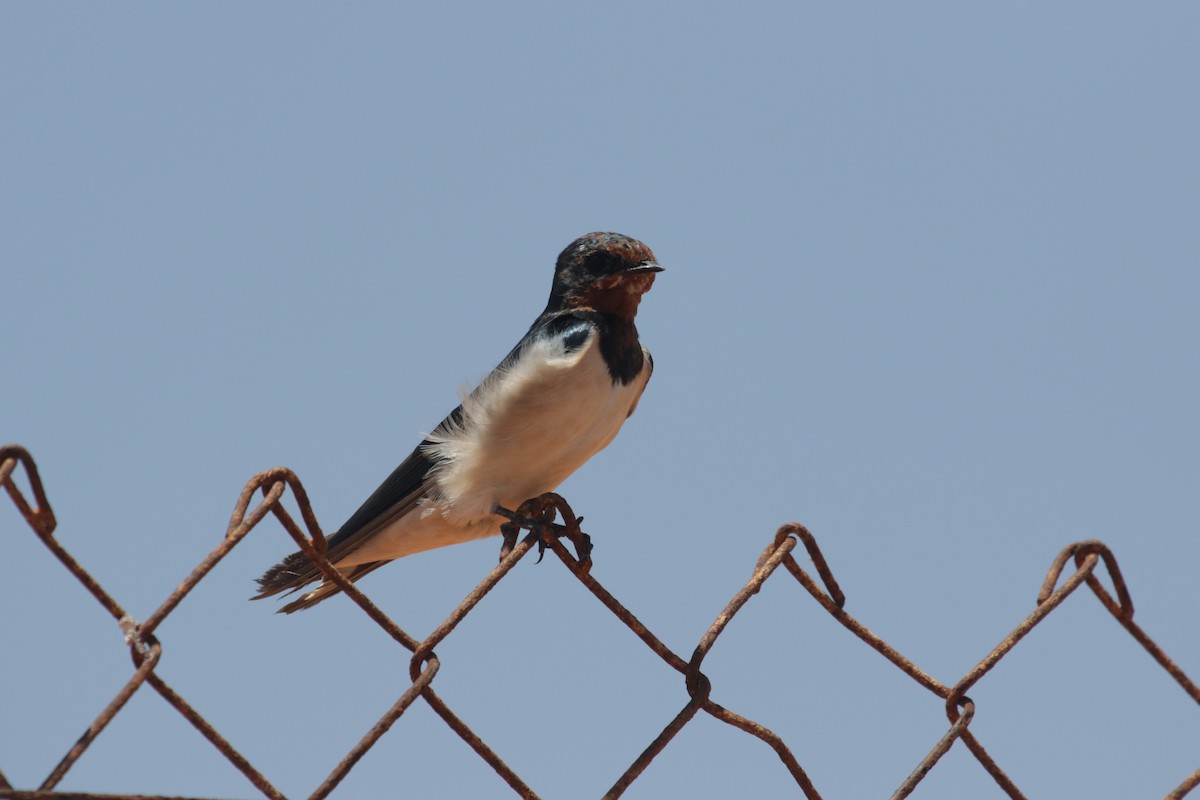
[2,443,1197,799]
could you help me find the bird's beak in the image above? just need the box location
[624,261,664,274]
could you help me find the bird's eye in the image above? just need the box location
[583,250,620,277]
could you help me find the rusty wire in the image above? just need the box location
[2,442,1198,799]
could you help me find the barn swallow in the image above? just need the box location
[254,232,662,612]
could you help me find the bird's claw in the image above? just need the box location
[535,529,591,565]
[575,530,593,562]
[499,522,519,563]
[494,498,592,569]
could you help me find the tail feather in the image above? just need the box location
[253,551,389,613]
[253,551,318,598]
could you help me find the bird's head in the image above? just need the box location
[547,232,663,318]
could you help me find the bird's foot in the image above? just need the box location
[494,494,592,571]
[499,523,520,562]
[533,524,590,564]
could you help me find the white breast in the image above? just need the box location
[426,331,650,525]
[332,329,650,567]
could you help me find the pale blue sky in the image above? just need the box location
[3,4,1198,798]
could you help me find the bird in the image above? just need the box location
[254,232,662,612]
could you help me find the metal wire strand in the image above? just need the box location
[2,444,1197,800]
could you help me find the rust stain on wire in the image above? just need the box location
[2,443,1198,799]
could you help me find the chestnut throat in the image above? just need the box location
[563,274,655,384]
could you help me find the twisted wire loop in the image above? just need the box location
[2,444,1199,800]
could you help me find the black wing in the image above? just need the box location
[253,419,450,601]
[323,311,597,556]
[254,312,601,606]
[325,437,440,553]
